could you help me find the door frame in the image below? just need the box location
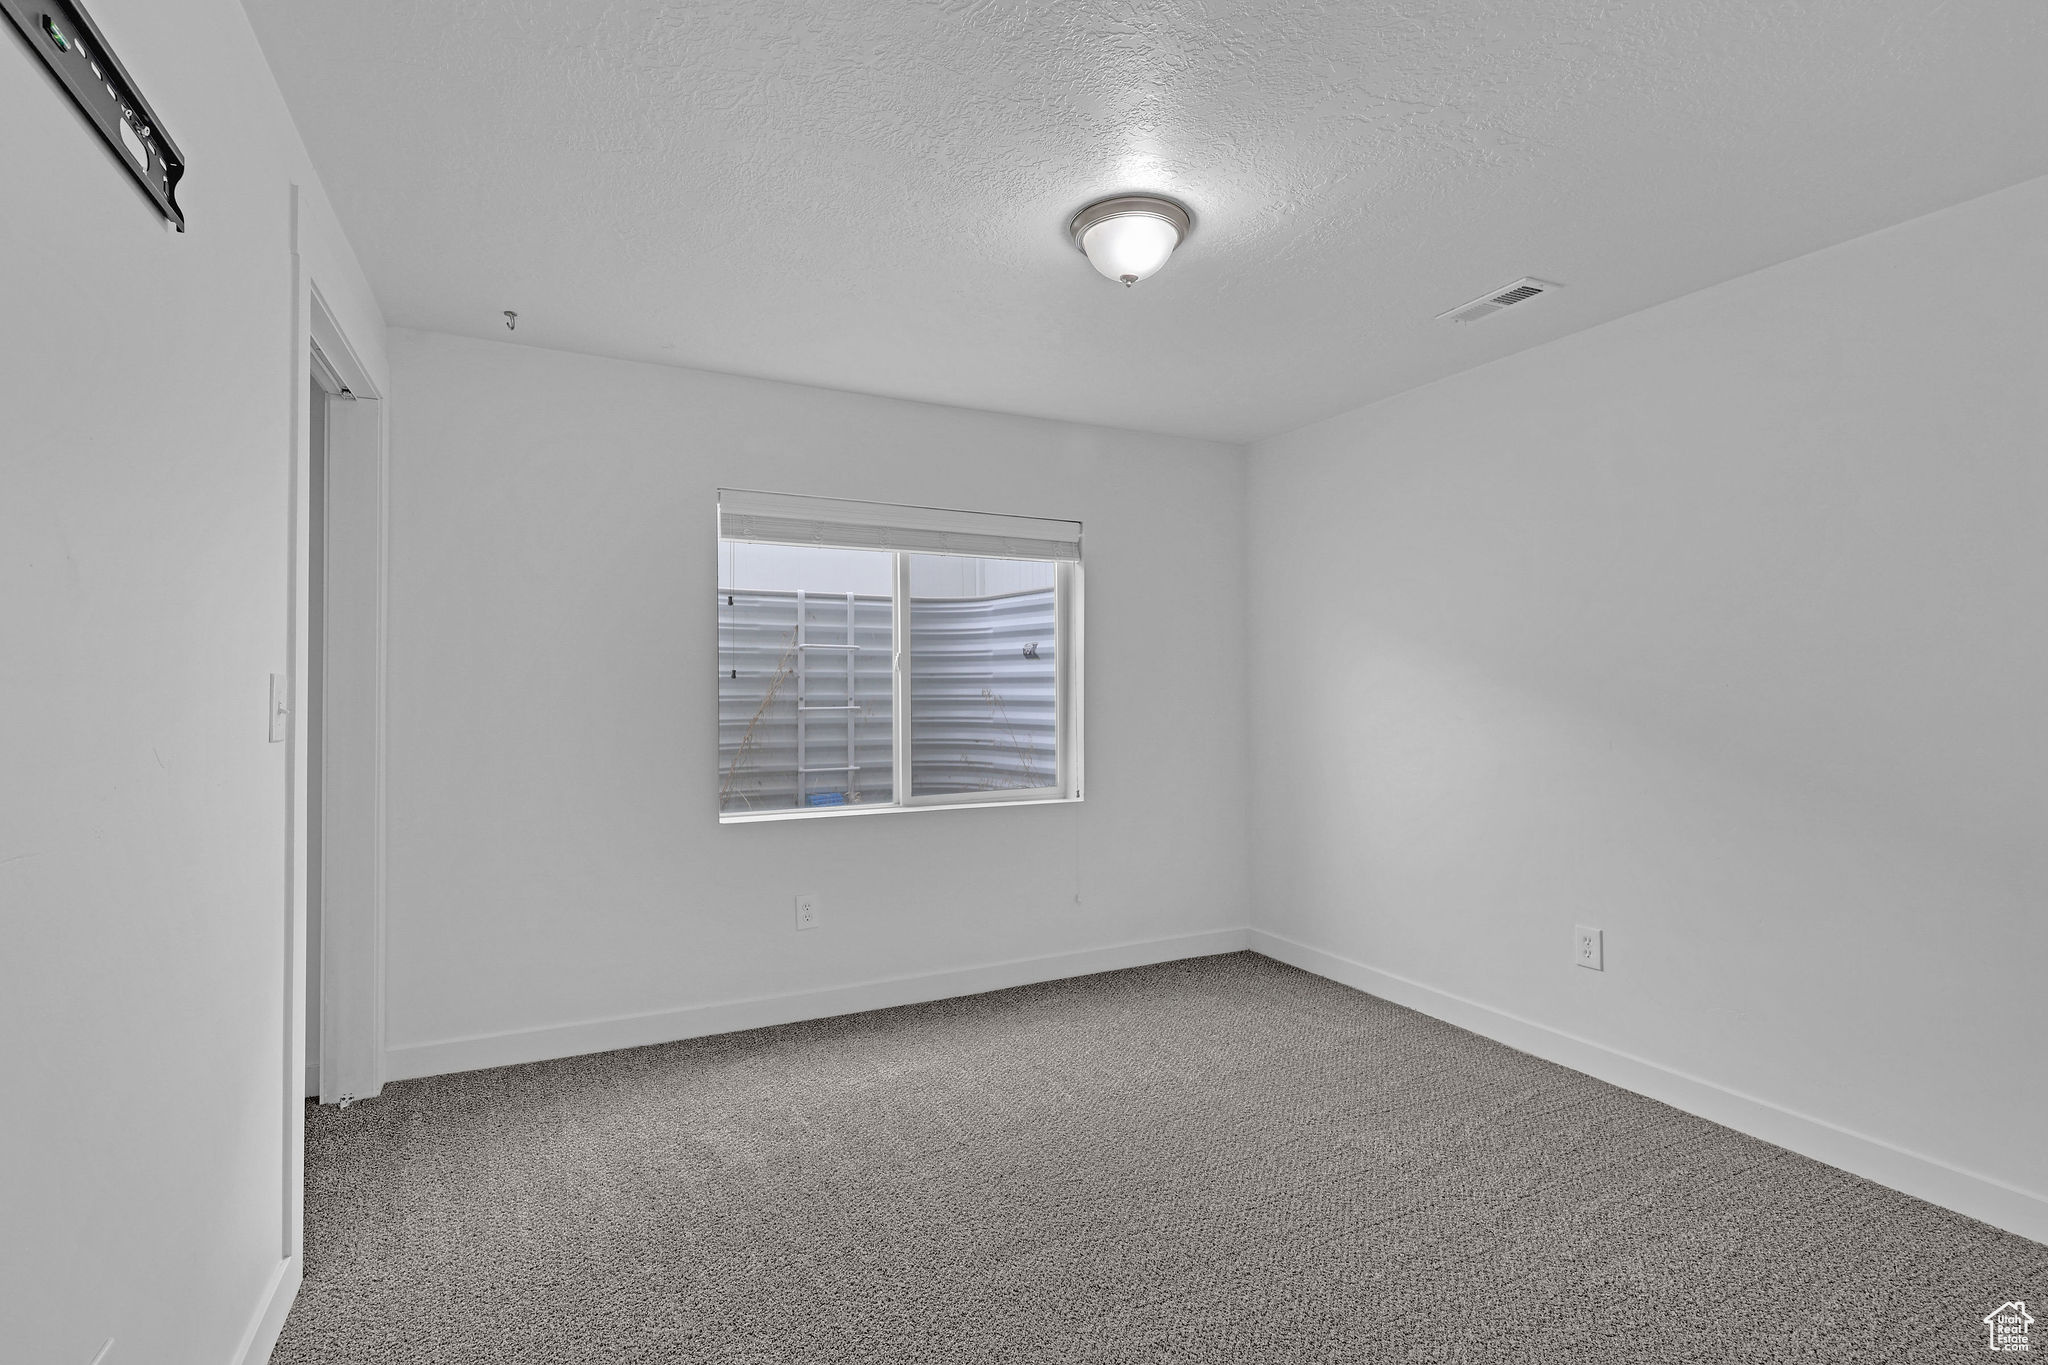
[312,315,385,1115]
[284,192,388,1268]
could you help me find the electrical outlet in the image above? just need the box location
[1574,925,1603,971]
[795,893,820,931]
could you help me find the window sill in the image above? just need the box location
[720,794,1082,825]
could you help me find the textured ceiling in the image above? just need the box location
[242,0,2048,442]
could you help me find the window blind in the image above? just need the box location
[719,489,1082,562]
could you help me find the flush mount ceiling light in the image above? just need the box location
[1069,194,1192,287]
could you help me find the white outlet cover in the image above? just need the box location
[1574,924,1603,971]
[795,893,820,931]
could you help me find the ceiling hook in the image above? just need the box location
[504,310,518,332]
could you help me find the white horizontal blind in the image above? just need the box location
[719,489,1082,562]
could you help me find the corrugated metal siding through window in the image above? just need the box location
[718,590,894,812]
[910,589,1057,796]
[718,586,1059,810]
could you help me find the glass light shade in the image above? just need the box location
[1080,212,1181,285]
[1073,205,1187,282]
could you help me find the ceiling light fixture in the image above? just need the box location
[1069,194,1192,287]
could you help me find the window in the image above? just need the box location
[717,490,1082,819]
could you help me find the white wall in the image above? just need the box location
[1247,174,2048,1239]
[380,328,1251,1076]
[0,3,386,1360]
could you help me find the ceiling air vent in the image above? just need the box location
[1437,277,1562,323]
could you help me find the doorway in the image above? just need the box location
[300,294,386,1114]
[265,207,392,1354]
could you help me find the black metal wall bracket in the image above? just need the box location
[3,0,186,229]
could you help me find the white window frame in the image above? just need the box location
[717,493,1083,823]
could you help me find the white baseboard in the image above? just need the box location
[230,1256,300,1365]
[386,927,1253,1083]
[1249,929,2048,1245]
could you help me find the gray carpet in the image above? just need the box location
[277,953,2043,1363]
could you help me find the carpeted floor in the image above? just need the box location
[277,953,2043,1363]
